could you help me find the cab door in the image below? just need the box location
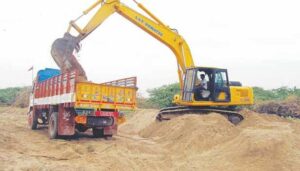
[182,69,196,102]
[212,69,231,102]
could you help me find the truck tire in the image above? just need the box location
[92,128,104,138]
[28,110,38,130]
[105,135,113,140]
[49,112,58,139]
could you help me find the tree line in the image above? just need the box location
[1,85,299,108]
[144,83,300,108]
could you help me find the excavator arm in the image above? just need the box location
[51,0,254,125]
[51,0,194,87]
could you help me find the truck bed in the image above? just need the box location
[76,78,137,110]
[31,71,137,111]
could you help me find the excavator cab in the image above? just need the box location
[182,67,231,103]
[161,66,248,125]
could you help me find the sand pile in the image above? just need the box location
[139,113,239,152]
[120,109,158,134]
[1,107,300,171]
[137,110,300,170]
[13,87,31,108]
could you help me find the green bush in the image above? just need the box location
[0,87,22,105]
[147,83,180,108]
[253,86,300,102]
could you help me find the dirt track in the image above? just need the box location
[1,107,300,171]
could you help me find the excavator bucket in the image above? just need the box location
[51,33,87,80]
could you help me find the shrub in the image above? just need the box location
[147,83,180,108]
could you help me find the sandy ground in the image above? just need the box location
[0,107,300,171]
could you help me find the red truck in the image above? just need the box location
[28,69,137,139]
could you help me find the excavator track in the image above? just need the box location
[156,106,244,125]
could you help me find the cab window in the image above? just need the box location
[215,71,228,88]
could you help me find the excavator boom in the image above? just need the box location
[51,0,194,86]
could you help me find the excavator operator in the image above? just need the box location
[199,74,208,90]
[195,73,210,100]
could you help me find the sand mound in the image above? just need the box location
[138,110,300,170]
[1,107,300,170]
[120,109,159,134]
[140,113,239,152]
[13,87,31,108]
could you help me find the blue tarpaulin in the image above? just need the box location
[37,68,61,82]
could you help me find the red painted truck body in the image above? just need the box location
[28,70,137,139]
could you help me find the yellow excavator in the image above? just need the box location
[51,0,254,124]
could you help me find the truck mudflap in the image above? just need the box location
[58,106,75,136]
[104,125,118,135]
[94,110,119,135]
[94,111,118,135]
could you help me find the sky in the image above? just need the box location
[0,0,299,95]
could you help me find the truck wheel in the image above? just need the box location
[105,135,113,140]
[28,110,38,130]
[49,112,58,139]
[92,128,104,138]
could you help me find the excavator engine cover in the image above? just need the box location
[51,33,87,80]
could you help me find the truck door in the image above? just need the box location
[212,69,231,102]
